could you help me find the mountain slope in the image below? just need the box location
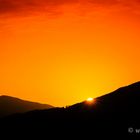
[0,95,53,117]
[1,82,140,137]
[69,81,140,112]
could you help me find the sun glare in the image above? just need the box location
[86,97,94,102]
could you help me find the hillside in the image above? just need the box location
[1,82,140,137]
[0,95,53,117]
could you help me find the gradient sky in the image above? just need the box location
[0,0,140,106]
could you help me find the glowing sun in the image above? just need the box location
[86,97,94,102]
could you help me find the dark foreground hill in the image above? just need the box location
[1,82,140,138]
[0,95,53,118]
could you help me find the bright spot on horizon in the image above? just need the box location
[86,97,94,102]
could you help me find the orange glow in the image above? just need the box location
[0,0,140,107]
[86,98,94,102]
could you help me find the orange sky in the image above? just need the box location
[0,0,140,107]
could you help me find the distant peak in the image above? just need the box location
[0,95,11,98]
[0,95,20,99]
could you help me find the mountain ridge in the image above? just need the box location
[0,95,53,118]
[0,81,140,137]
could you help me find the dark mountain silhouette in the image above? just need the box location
[0,82,140,138]
[0,95,53,118]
